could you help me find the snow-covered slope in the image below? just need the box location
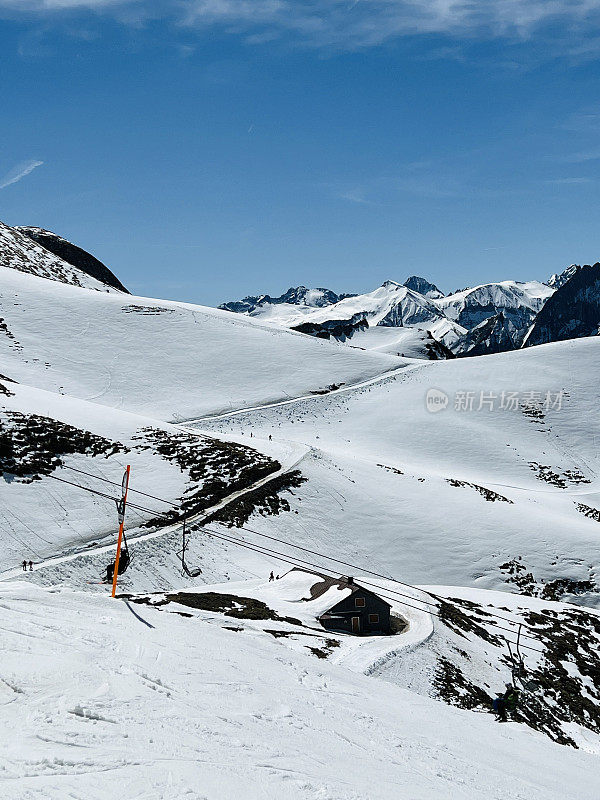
[195,336,600,604]
[0,266,402,420]
[2,578,599,799]
[0,377,293,573]
[0,220,120,292]
[4,249,600,794]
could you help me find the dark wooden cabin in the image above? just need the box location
[316,575,392,635]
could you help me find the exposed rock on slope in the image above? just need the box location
[524,263,600,347]
[454,311,532,357]
[16,226,129,293]
[403,275,444,299]
[0,220,121,292]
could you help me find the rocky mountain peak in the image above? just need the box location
[403,275,444,299]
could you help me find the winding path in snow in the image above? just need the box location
[181,361,426,425]
[0,442,310,583]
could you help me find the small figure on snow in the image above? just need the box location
[269,571,274,582]
[22,560,27,571]
[493,683,520,722]
[28,561,33,571]
[268,435,272,441]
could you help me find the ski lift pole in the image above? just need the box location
[111,465,131,598]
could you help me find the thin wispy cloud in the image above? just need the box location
[545,177,593,184]
[563,147,600,163]
[0,159,44,190]
[336,188,371,204]
[3,1,600,51]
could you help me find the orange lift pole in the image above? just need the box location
[111,465,131,598]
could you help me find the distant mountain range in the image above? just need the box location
[1,216,598,360]
[219,265,600,359]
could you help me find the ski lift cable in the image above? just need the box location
[202,525,545,649]
[46,470,577,644]
[44,471,547,654]
[210,521,559,639]
[52,464,554,636]
[60,465,179,507]
[201,526,545,655]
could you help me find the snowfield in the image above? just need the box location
[194,337,600,602]
[0,266,401,420]
[2,579,599,800]
[1,253,600,798]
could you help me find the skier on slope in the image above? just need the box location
[492,683,520,722]
[22,560,27,571]
[269,571,274,582]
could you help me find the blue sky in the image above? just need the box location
[2,2,600,305]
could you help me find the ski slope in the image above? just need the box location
[1,579,598,800]
[0,267,402,421]
[194,337,600,602]
[2,259,600,792]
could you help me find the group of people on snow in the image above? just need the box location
[21,560,33,572]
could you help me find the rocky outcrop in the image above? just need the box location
[291,315,368,342]
[524,264,600,347]
[403,275,443,299]
[16,226,128,293]
[454,311,533,357]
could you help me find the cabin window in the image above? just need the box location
[368,614,379,623]
[355,597,365,608]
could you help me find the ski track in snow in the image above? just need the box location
[180,361,426,425]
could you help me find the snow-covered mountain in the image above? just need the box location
[435,280,553,330]
[3,228,600,797]
[547,264,580,289]
[219,285,355,315]
[221,276,555,359]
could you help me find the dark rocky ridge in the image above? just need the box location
[403,275,444,298]
[455,311,533,357]
[16,226,129,293]
[525,263,600,347]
